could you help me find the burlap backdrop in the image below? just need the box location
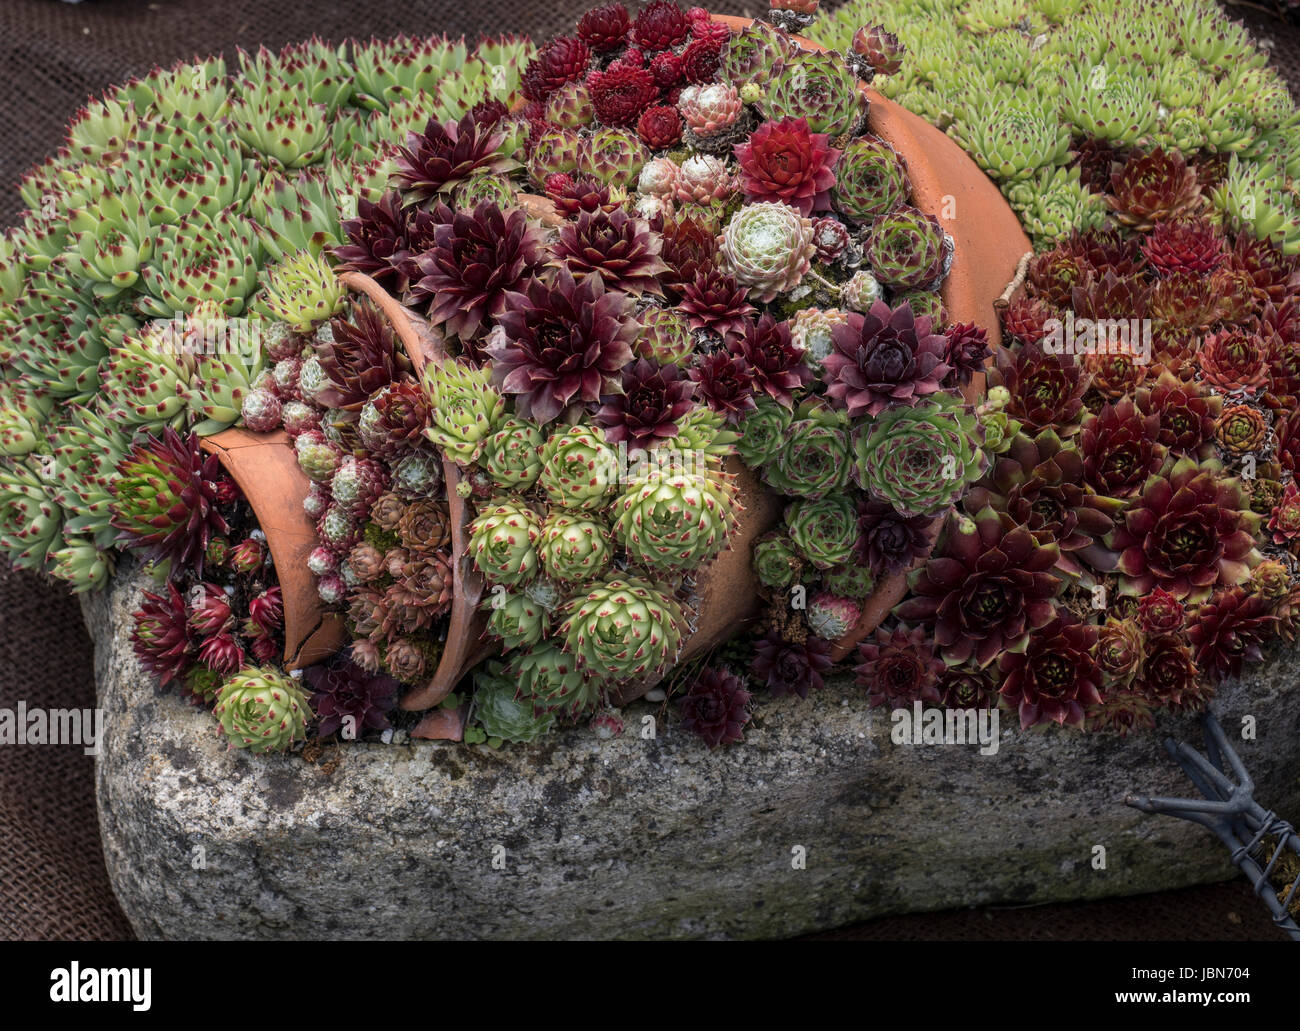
[0,0,1296,942]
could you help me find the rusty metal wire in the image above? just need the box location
[1126,715,1300,940]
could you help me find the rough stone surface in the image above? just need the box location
[86,567,1300,940]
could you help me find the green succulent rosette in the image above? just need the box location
[578,127,648,185]
[259,249,345,332]
[833,135,911,222]
[99,322,194,433]
[213,666,313,754]
[537,424,619,512]
[752,532,802,590]
[853,392,987,517]
[480,416,545,490]
[0,459,63,572]
[557,576,685,684]
[760,51,865,136]
[483,591,550,651]
[423,360,505,465]
[785,496,859,570]
[735,397,794,468]
[669,406,739,459]
[719,21,798,85]
[538,511,613,584]
[612,462,739,574]
[137,207,260,318]
[823,562,876,600]
[762,403,851,499]
[472,661,556,744]
[512,640,602,718]
[864,203,949,291]
[949,103,1070,183]
[468,500,542,587]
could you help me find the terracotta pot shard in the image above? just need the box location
[199,429,346,669]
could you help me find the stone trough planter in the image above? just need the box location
[85,566,1300,940]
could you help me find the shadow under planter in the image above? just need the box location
[85,566,1300,940]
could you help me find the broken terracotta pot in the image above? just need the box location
[709,15,1033,662]
[199,429,346,669]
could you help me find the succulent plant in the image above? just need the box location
[539,511,613,584]
[733,117,839,217]
[831,134,910,222]
[579,126,650,185]
[468,501,541,587]
[260,250,345,332]
[357,382,432,457]
[480,417,545,489]
[854,393,985,517]
[487,268,637,424]
[304,654,398,739]
[732,314,812,408]
[863,203,948,291]
[557,575,685,684]
[735,397,794,468]
[612,462,739,574]
[130,582,195,688]
[110,428,229,576]
[484,591,550,651]
[854,623,944,709]
[317,298,410,410]
[472,661,557,743]
[997,611,1101,730]
[423,359,505,465]
[763,403,851,499]
[679,269,756,341]
[785,495,859,570]
[635,307,696,367]
[1105,147,1204,230]
[761,51,864,137]
[949,103,1069,183]
[750,630,833,699]
[552,209,670,297]
[678,666,752,747]
[823,299,949,417]
[594,358,696,453]
[985,343,1088,436]
[719,202,817,302]
[1110,455,1260,602]
[897,506,1062,668]
[137,208,260,318]
[409,201,547,342]
[537,424,619,512]
[752,532,802,590]
[393,111,519,206]
[720,21,798,85]
[213,665,313,754]
[1079,399,1165,500]
[510,640,601,717]
[854,497,935,577]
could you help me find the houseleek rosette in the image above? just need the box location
[214,666,314,754]
[557,576,684,684]
[853,392,986,517]
[611,461,739,574]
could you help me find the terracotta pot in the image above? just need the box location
[710,15,1033,661]
[199,430,346,669]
